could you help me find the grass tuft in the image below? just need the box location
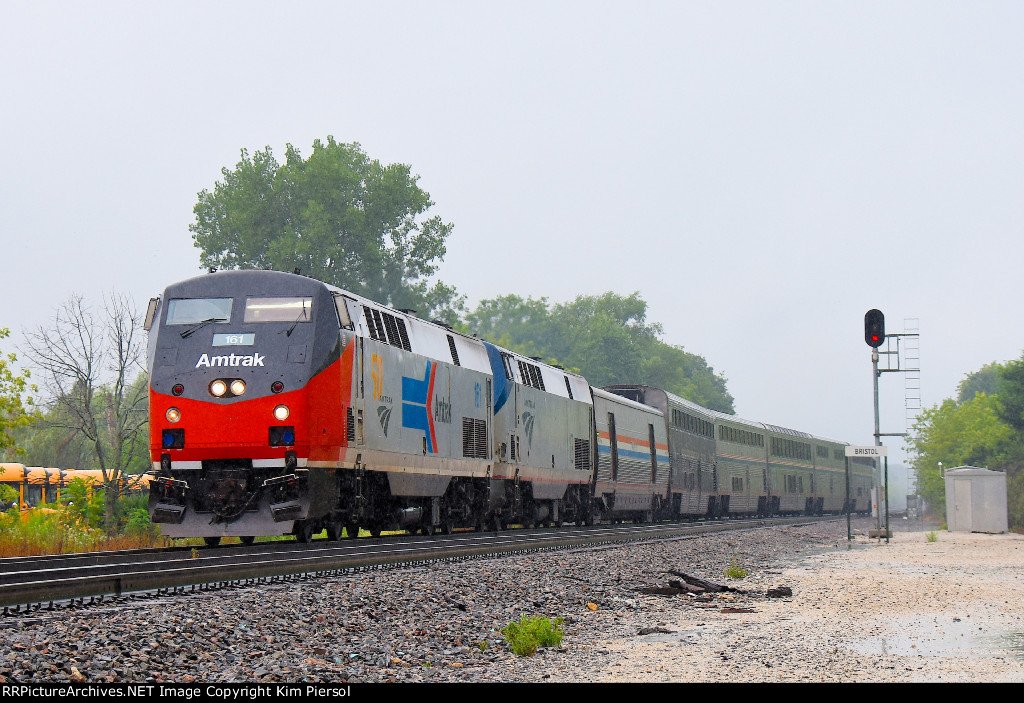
[502,615,564,656]
[724,558,748,580]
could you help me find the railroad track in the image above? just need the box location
[1,516,829,613]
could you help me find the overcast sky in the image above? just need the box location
[3,1,1023,472]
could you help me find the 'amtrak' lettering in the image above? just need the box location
[195,352,266,368]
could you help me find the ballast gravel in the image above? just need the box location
[1,517,1022,683]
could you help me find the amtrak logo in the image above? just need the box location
[377,405,392,436]
[522,411,535,450]
[195,352,265,368]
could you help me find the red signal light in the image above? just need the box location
[864,309,885,348]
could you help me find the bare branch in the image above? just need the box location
[20,292,149,534]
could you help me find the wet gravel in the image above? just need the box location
[1,517,1021,683]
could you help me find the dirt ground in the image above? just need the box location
[584,524,1024,682]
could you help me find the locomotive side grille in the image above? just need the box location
[394,317,411,351]
[363,304,412,352]
[447,334,461,366]
[574,438,590,471]
[461,417,487,459]
[516,359,546,390]
[346,407,356,442]
[363,306,383,342]
[381,313,401,349]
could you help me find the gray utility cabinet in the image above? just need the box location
[944,466,1007,534]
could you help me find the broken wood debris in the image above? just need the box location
[667,570,746,594]
[637,626,676,635]
[634,571,793,607]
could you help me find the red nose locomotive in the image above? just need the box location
[146,269,874,544]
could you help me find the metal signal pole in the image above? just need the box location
[871,347,890,543]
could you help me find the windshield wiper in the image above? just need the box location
[180,318,227,338]
[282,302,310,337]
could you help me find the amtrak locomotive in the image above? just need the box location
[145,270,874,544]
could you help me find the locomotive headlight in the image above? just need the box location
[209,380,228,397]
[273,404,290,421]
[166,407,181,423]
[230,379,246,396]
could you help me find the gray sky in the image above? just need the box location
[3,1,1023,470]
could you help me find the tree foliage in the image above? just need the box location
[0,328,38,456]
[909,356,1024,528]
[956,362,1003,404]
[21,294,148,534]
[191,137,462,323]
[995,356,1024,432]
[464,292,734,413]
[13,373,151,475]
[908,393,1014,516]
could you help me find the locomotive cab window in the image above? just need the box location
[165,298,233,325]
[244,297,312,323]
[144,297,160,331]
[333,294,354,330]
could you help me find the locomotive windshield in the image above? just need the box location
[165,298,233,325]
[244,296,312,323]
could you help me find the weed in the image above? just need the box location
[501,615,564,656]
[0,500,169,557]
[478,640,488,652]
[724,558,748,580]
[926,531,938,542]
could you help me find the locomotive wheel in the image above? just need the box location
[325,521,343,541]
[344,523,360,539]
[369,525,382,538]
[204,536,221,547]
[441,518,453,535]
[295,521,315,543]
[239,536,255,546]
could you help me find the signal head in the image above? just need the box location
[864,309,885,348]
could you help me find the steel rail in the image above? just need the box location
[0,516,827,609]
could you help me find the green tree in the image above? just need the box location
[61,477,105,529]
[956,362,1004,404]
[14,372,151,475]
[996,355,1024,432]
[464,292,734,412]
[908,393,1014,517]
[0,327,38,457]
[191,137,462,322]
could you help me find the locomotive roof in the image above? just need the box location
[808,433,848,446]
[171,270,592,401]
[707,407,769,431]
[761,423,814,439]
[591,386,666,416]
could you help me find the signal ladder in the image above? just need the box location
[903,318,921,493]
